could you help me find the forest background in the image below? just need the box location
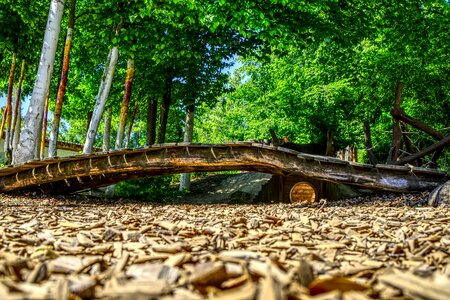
[0,0,449,199]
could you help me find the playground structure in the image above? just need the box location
[0,142,447,203]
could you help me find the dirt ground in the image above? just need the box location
[0,187,449,300]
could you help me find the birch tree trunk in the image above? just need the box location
[179,103,195,191]
[115,58,135,149]
[103,107,112,152]
[49,0,76,157]
[83,46,119,154]
[13,0,65,164]
[40,94,50,159]
[4,51,17,164]
[146,98,157,146]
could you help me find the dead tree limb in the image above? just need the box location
[392,112,444,140]
[394,134,450,165]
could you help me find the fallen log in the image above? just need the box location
[0,143,447,194]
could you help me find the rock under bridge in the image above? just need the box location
[0,143,448,202]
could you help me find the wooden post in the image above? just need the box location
[389,82,403,164]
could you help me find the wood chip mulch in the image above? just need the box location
[0,193,449,299]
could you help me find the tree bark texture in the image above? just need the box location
[115,58,135,149]
[3,52,17,163]
[146,98,157,146]
[102,107,112,152]
[180,103,195,191]
[49,0,76,158]
[125,101,138,148]
[157,76,173,144]
[83,46,119,154]
[364,121,378,165]
[325,130,335,156]
[13,0,65,164]
[388,82,403,164]
[40,94,50,159]
[10,59,25,153]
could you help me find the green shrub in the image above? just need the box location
[115,175,182,202]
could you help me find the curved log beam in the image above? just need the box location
[0,143,448,194]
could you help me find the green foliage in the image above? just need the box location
[2,0,449,173]
[114,175,183,201]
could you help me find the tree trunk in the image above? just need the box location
[10,59,25,150]
[4,51,17,164]
[115,58,135,149]
[179,102,195,191]
[388,82,403,164]
[103,107,112,152]
[146,98,157,146]
[125,100,138,148]
[13,0,65,164]
[49,0,76,158]
[325,130,334,156]
[40,93,50,159]
[363,121,378,165]
[12,98,21,161]
[157,76,173,144]
[83,46,119,154]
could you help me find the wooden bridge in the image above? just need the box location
[0,143,448,198]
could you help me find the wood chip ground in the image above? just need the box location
[0,193,449,299]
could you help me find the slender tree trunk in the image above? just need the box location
[1,52,16,138]
[115,58,135,149]
[157,76,173,144]
[0,109,6,139]
[325,130,334,156]
[125,100,138,148]
[40,93,50,159]
[49,0,76,158]
[10,59,25,150]
[146,98,157,146]
[12,99,21,161]
[363,121,378,165]
[103,107,112,152]
[4,52,17,163]
[83,46,119,154]
[388,82,403,164]
[13,0,65,164]
[180,102,195,191]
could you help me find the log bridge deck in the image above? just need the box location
[0,143,448,197]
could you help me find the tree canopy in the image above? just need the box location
[0,0,449,171]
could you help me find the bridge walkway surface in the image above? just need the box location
[0,143,447,195]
